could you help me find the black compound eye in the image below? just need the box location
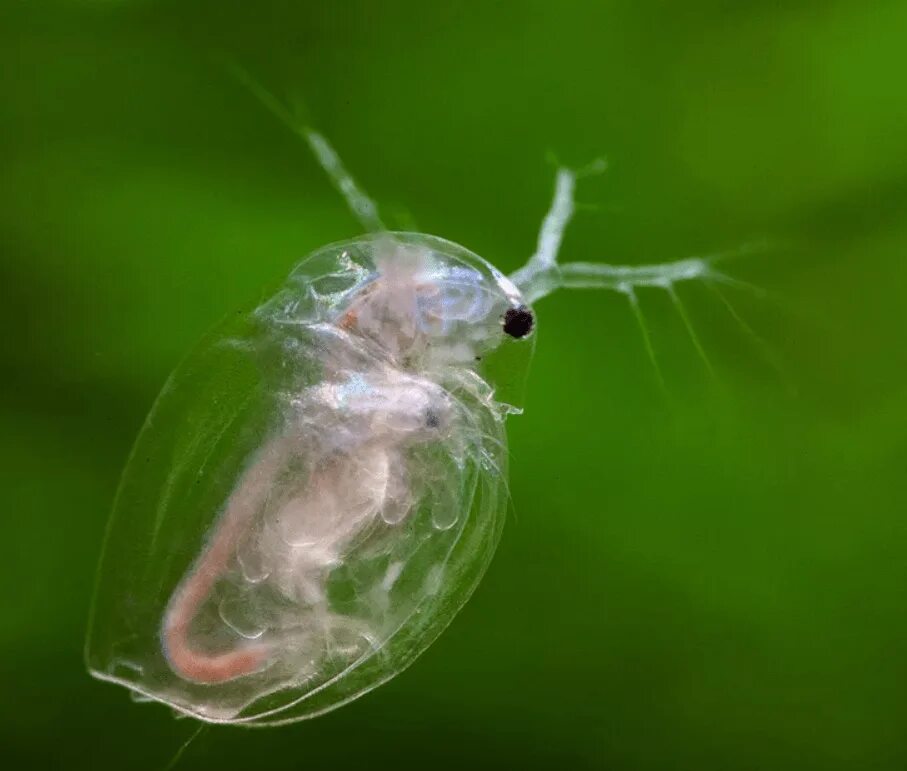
[502,305,534,338]
[424,408,441,429]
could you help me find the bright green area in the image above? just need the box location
[3,1,907,768]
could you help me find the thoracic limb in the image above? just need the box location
[228,62,385,233]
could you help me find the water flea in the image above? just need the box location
[85,64,774,726]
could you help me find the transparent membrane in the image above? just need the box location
[86,234,533,724]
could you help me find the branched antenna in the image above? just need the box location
[510,168,575,291]
[512,164,779,387]
[226,62,385,232]
[510,159,607,302]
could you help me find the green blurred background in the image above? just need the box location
[4,0,907,768]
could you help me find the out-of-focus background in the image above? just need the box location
[3,1,907,768]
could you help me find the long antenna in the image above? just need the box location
[509,159,607,302]
[509,167,578,300]
[512,162,773,387]
[227,62,386,233]
[508,163,748,303]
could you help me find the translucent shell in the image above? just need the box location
[86,233,534,725]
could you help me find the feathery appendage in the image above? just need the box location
[511,164,784,387]
[225,67,782,389]
[227,62,385,233]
